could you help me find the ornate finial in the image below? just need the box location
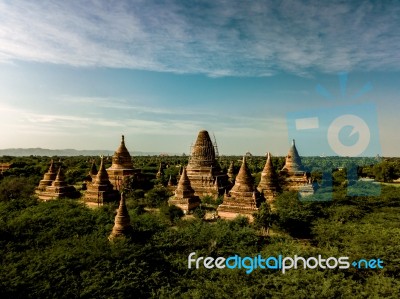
[292,139,295,146]
[122,135,125,142]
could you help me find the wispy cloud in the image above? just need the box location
[0,1,399,77]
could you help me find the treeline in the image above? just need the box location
[1,155,400,189]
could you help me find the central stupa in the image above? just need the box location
[186,130,229,198]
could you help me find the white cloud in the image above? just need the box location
[0,1,399,77]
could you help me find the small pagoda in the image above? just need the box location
[85,156,119,205]
[109,193,133,240]
[257,152,279,203]
[279,140,314,197]
[217,156,261,222]
[36,167,78,201]
[36,160,57,190]
[106,135,140,190]
[186,130,229,198]
[168,167,200,213]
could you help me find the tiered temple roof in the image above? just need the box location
[36,166,78,200]
[168,167,200,213]
[37,160,57,190]
[217,156,261,221]
[107,135,140,190]
[186,130,229,197]
[257,152,279,203]
[109,193,133,240]
[85,156,119,205]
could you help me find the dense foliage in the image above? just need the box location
[0,155,399,298]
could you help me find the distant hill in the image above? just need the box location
[0,148,165,157]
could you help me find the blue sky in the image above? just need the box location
[0,0,400,156]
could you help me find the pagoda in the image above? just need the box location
[37,160,57,190]
[217,156,261,222]
[156,162,164,179]
[109,193,133,240]
[106,135,140,190]
[186,130,229,198]
[168,167,200,213]
[279,140,314,196]
[36,167,78,200]
[85,156,119,205]
[257,152,279,203]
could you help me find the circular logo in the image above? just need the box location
[327,115,370,156]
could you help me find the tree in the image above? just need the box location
[253,202,272,231]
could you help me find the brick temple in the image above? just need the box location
[279,140,315,197]
[168,167,200,213]
[36,165,78,201]
[217,156,261,221]
[84,156,119,205]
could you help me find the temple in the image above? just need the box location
[85,156,119,205]
[37,159,57,190]
[168,167,200,213]
[217,156,261,222]
[186,130,229,197]
[106,135,139,190]
[109,193,133,240]
[36,166,78,200]
[279,140,314,197]
[257,152,279,203]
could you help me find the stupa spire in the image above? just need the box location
[51,166,68,187]
[230,156,253,193]
[89,160,98,177]
[176,167,194,194]
[109,192,133,240]
[156,162,164,179]
[258,152,279,201]
[94,156,110,185]
[167,175,173,187]
[55,166,65,181]
[281,139,304,172]
[48,159,56,173]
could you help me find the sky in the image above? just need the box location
[0,0,400,156]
